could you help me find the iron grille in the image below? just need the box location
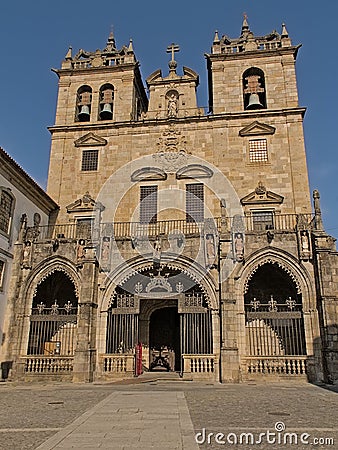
[186,183,204,223]
[81,150,98,171]
[140,186,158,224]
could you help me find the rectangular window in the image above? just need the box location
[249,139,268,163]
[76,218,93,239]
[140,186,158,224]
[186,183,204,223]
[0,190,13,234]
[252,211,274,231]
[81,150,98,171]
[0,260,4,290]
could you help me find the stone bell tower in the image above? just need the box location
[47,32,148,215]
[205,17,311,215]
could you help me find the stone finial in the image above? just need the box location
[213,30,220,44]
[241,13,250,35]
[313,189,324,231]
[105,28,116,52]
[281,22,292,47]
[65,46,72,60]
[281,23,289,38]
[127,38,134,53]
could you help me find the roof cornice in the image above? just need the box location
[0,148,59,214]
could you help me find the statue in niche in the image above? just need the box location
[153,237,161,270]
[301,231,310,252]
[205,234,217,268]
[22,241,32,269]
[167,93,178,118]
[234,232,244,262]
[101,237,110,262]
[77,239,86,260]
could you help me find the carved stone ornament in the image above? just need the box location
[145,274,172,293]
[244,259,302,295]
[74,132,107,147]
[66,192,104,213]
[241,181,284,205]
[153,124,189,172]
[239,121,276,137]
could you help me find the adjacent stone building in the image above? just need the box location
[2,18,338,383]
[0,148,58,378]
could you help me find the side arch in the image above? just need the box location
[235,247,315,311]
[24,257,80,315]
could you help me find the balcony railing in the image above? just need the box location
[33,213,314,242]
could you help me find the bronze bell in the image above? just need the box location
[100,103,113,120]
[78,104,90,121]
[246,93,264,110]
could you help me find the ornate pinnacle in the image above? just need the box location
[64,46,72,60]
[213,30,220,44]
[241,12,250,35]
[281,23,289,38]
[127,38,134,53]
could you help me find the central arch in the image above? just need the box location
[100,262,217,375]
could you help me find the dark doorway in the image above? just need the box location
[149,307,180,371]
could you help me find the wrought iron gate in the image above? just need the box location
[245,298,307,375]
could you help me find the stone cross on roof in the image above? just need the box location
[166,43,180,73]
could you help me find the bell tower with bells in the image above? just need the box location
[47,31,148,206]
[206,15,299,113]
[205,15,311,214]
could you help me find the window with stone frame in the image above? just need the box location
[76,218,93,240]
[252,210,274,231]
[249,139,268,163]
[140,186,158,224]
[186,183,204,223]
[0,260,5,290]
[0,188,14,235]
[81,150,99,171]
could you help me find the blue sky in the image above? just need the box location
[0,1,337,233]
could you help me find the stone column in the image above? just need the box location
[72,248,98,382]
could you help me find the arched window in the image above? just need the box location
[99,84,114,120]
[0,187,15,235]
[242,67,267,110]
[76,85,92,122]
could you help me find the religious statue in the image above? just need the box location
[167,93,178,118]
[205,234,216,268]
[77,239,86,260]
[101,237,110,262]
[22,241,32,269]
[153,237,161,270]
[234,232,244,262]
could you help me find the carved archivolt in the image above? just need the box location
[31,264,80,298]
[243,257,302,295]
[108,261,213,308]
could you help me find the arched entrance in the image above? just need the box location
[27,270,78,356]
[244,262,307,375]
[103,265,216,378]
[149,307,180,371]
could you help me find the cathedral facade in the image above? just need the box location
[2,18,338,383]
